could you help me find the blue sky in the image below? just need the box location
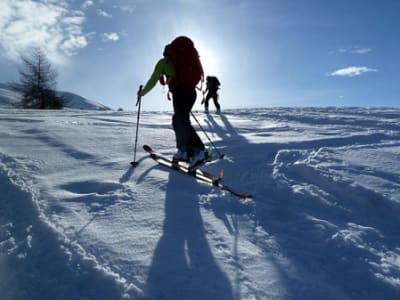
[1,0,399,111]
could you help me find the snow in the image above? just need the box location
[0,107,399,300]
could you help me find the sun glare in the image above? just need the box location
[199,46,218,76]
[192,38,219,77]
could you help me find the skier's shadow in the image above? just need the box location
[204,113,242,142]
[145,171,234,300]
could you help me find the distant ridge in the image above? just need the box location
[57,91,111,111]
[0,82,110,110]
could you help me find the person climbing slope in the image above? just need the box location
[139,36,207,170]
[202,76,221,114]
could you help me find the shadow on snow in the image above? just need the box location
[145,171,235,300]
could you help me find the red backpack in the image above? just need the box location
[167,36,204,89]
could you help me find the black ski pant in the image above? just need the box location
[204,89,220,111]
[172,85,205,151]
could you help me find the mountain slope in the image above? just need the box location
[0,83,110,110]
[0,108,399,300]
[0,83,21,108]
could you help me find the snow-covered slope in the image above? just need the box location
[0,83,21,108]
[58,91,110,111]
[0,83,110,110]
[0,107,399,300]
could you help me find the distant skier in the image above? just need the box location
[202,76,221,114]
[138,36,207,170]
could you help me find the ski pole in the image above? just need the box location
[190,111,224,159]
[131,85,143,166]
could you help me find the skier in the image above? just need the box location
[202,76,221,114]
[138,36,207,170]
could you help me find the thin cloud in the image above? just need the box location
[97,9,112,18]
[329,66,378,77]
[113,4,136,14]
[0,0,88,64]
[350,48,372,54]
[81,1,94,10]
[330,47,372,55]
[101,32,120,42]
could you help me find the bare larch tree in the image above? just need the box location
[11,47,64,109]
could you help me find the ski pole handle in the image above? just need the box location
[136,85,143,106]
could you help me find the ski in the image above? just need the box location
[143,145,252,199]
[143,145,221,184]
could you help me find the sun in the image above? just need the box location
[200,48,218,76]
[192,38,219,77]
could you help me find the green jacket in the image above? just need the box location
[140,57,176,97]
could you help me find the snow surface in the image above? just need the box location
[1,107,400,300]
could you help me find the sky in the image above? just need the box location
[1,0,399,111]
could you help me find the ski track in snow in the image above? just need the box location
[0,107,400,300]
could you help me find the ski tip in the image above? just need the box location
[234,193,253,199]
[143,144,152,152]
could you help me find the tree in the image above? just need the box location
[11,47,64,109]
